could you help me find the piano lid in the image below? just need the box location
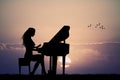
[49,25,70,44]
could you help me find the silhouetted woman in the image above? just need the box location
[22,27,46,75]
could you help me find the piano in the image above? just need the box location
[38,25,70,75]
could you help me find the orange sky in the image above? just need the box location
[0,0,120,44]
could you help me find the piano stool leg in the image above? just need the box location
[28,64,30,74]
[19,66,21,75]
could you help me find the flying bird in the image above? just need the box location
[95,23,101,28]
[99,25,105,29]
[87,23,106,30]
[88,24,92,27]
[98,23,101,26]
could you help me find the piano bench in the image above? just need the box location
[18,58,31,75]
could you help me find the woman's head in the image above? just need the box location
[22,27,35,46]
[23,27,35,38]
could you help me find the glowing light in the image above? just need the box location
[58,56,71,68]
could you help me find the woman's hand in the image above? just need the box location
[33,44,41,51]
[35,44,41,48]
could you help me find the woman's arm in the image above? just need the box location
[33,44,41,51]
[35,44,41,48]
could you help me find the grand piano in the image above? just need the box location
[38,25,70,75]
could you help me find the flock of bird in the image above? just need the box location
[88,23,106,30]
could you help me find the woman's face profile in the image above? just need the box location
[31,31,35,37]
[28,28,35,37]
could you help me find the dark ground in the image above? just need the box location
[0,74,120,80]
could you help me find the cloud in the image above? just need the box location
[67,42,120,74]
[0,43,6,50]
[70,46,106,68]
[0,42,24,51]
[0,42,120,74]
[0,42,49,74]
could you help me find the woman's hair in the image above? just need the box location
[22,27,35,45]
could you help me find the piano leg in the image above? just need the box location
[48,56,57,75]
[49,56,66,75]
[63,55,65,75]
[49,56,51,70]
[52,56,57,75]
[48,56,52,74]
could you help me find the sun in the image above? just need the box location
[58,56,71,68]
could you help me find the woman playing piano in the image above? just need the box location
[22,27,46,75]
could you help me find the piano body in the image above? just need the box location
[38,25,70,75]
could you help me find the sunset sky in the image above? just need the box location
[0,0,120,74]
